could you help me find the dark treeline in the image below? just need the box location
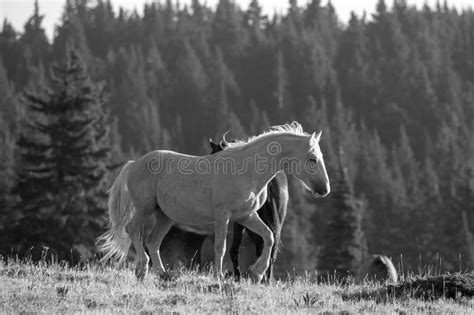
[0,0,473,276]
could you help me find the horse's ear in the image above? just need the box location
[222,130,231,143]
[311,131,322,143]
[209,139,219,151]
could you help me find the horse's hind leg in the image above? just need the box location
[126,191,156,280]
[146,207,173,278]
[266,233,279,282]
[126,208,151,280]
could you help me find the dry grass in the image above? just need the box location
[0,258,472,314]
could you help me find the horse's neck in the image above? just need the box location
[238,134,302,191]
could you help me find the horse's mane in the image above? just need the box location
[221,121,309,151]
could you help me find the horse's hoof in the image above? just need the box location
[262,277,272,285]
[233,270,241,282]
[135,265,148,281]
[249,270,263,283]
[135,270,145,281]
[159,272,172,281]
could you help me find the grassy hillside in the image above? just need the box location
[0,259,472,313]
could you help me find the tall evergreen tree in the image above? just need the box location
[21,0,50,67]
[272,49,290,119]
[0,57,21,133]
[108,46,169,152]
[0,113,15,234]
[0,20,30,88]
[336,13,370,116]
[211,48,244,138]
[0,59,19,232]
[8,50,110,260]
[53,4,91,62]
[212,0,246,63]
[85,0,115,58]
[173,39,210,151]
[318,149,368,279]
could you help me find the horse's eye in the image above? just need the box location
[308,158,317,164]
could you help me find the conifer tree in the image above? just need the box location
[0,57,21,133]
[145,39,168,105]
[0,20,20,77]
[0,59,18,233]
[174,39,210,150]
[245,0,266,42]
[211,48,243,138]
[0,113,15,234]
[395,125,419,197]
[212,0,245,61]
[273,49,290,119]
[10,50,110,260]
[336,13,370,116]
[21,0,50,67]
[53,5,91,62]
[86,0,115,58]
[0,20,30,88]
[318,148,368,279]
[450,170,474,269]
[110,46,163,152]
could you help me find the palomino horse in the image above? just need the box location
[97,122,330,282]
[209,138,288,282]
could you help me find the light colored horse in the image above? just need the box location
[97,122,330,282]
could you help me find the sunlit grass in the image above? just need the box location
[0,257,472,313]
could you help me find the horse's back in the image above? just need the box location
[125,150,209,212]
[127,150,181,180]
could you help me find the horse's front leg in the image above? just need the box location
[213,213,230,279]
[230,223,244,281]
[237,212,274,283]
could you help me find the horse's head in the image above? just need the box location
[289,131,330,198]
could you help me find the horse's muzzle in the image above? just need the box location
[313,184,330,198]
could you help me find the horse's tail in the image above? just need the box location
[97,160,135,264]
